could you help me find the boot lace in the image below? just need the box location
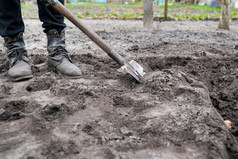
[8,48,27,60]
[49,46,69,58]
[8,48,29,67]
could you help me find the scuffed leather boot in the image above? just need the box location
[4,33,33,81]
[46,29,82,78]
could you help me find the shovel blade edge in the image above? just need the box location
[121,60,145,83]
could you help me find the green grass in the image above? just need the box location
[167,11,238,20]
[96,8,105,16]
[21,4,33,9]
[76,13,84,18]
[154,4,221,11]
[83,9,90,15]
[111,9,119,17]
[22,13,26,18]
[178,14,186,19]
[120,9,137,18]
[91,14,98,18]
[230,11,238,18]
[65,2,139,8]
[31,14,37,18]
[20,2,226,12]
[209,13,220,18]
[121,13,137,18]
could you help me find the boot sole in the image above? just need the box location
[64,75,81,79]
[10,75,33,82]
[48,66,82,79]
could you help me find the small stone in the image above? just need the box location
[109,133,122,140]
[129,136,137,139]
[224,120,232,129]
[221,66,227,74]
[73,122,80,131]
[120,126,132,136]
[0,108,5,115]
[234,103,238,110]
[177,72,182,78]
[101,136,107,143]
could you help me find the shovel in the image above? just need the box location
[46,0,145,83]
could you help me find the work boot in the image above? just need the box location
[46,29,82,78]
[4,33,33,81]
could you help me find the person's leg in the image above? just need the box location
[37,0,66,33]
[37,0,82,78]
[0,0,24,38]
[0,0,32,81]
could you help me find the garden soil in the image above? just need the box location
[0,19,238,159]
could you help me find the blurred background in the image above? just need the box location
[19,0,238,22]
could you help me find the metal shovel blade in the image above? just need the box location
[121,60,145,83]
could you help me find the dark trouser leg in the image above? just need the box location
[0,0,24,38]
[37,0,66,33]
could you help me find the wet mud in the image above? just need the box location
[0,19,238,159]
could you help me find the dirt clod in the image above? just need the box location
[26,77,55,92]
[41,103,72,121]
[41,140,79,159]
[0,100,28,121]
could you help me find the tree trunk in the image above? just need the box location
[218,0,230,30]
[194,0,199,4]
[164,0,168,20]
[143,0,154,28]
[172,0,176,5]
